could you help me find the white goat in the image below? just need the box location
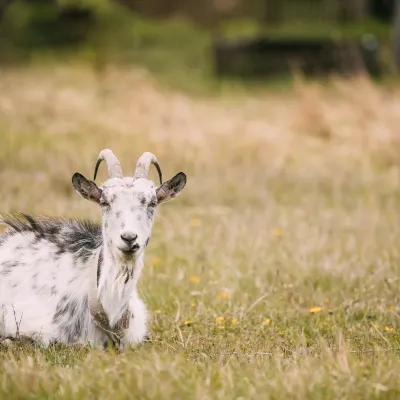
[0,149,186,350]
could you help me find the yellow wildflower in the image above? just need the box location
[150,257,164,267]
[385,326,394,333]
[389,306,396,311]
[217,325,225,330]
[215,316,225,324]
[263,319,271,326]
[190,275,200,284]
[231,318,238,325]
[190,218,202,228]
[191,303,197,308]
[218,291,230,299]
[272,227,284,237]
[183,320,193,326]
[309,307,322,314]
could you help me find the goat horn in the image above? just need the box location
[93,149,123,181]
[134,152,162,185]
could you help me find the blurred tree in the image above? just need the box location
[369,0,395,21]
[114,0,236,28]
[262,0,284,25]
[0,0,95,48]
[115,0,178,17]
[0,0,12,23]
[338,0,368,22]
[395,0,400,68]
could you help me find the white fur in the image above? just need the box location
[0,172,186,349]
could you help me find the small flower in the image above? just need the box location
[215,316,225,324]
[217,325,225,330]
[191,303,197,308]
[190,275,200,284]
[309,307,322,314]
[385,326,394,333]
[231,318,238,325]
[190,218,202,228]
[150,257,164,267]
[272,227,284,237]
[389,306,396,311]
[183,320,193,326]
[218,291,230,299]
[263,319,271,326]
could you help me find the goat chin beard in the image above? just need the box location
[114,263,135,285]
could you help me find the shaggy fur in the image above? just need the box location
[0,165,186,350]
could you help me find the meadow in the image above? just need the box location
[1,64,400,398]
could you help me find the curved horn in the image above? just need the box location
[93,149,123,181]
[134,152,162,185]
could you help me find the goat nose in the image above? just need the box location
[120,232,137,243]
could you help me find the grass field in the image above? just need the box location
[1,64,400,398]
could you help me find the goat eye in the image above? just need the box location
[100,198,110,207]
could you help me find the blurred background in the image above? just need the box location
[0,0,399,90]
[1,0,400,216]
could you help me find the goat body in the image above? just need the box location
[0,215,147,348]
[0,150,186,349]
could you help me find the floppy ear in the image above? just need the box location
[156,172,187,204]
[72,173,102,204]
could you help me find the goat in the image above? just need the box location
[0,149,187,350]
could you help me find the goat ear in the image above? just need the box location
[72,173,102,204]
[156,172,187,204]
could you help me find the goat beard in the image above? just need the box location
[115,263,135,285]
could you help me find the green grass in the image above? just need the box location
[1,64,400,399]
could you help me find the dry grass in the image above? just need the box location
[1,64,400,398]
